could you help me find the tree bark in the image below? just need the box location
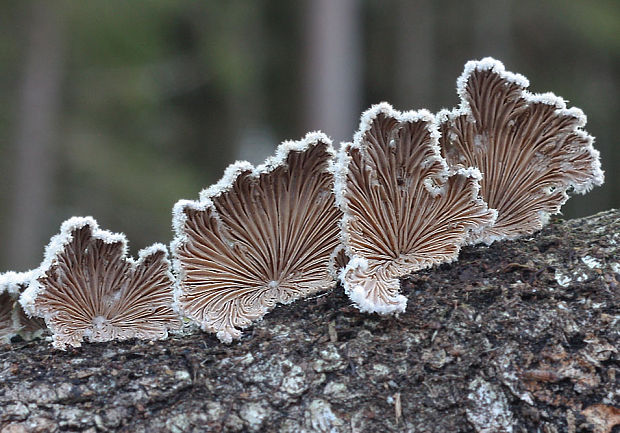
[1,210,618,433]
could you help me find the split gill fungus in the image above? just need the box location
[5,57,604,348]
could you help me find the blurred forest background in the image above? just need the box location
[1,0,618,271]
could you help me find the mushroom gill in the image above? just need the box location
[437,58,604,244]
[335,103,496,314]
[20,217,181,349]
[0,292,14,342]
[172,132,341,343]
[0,271,45,342]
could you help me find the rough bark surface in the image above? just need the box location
[1,210,618,433]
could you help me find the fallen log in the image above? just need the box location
[1,210,618,433]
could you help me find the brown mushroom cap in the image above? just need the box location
[14,303,47,340]
[437,58,604,244]
[172,132,341,343]
[20,217,180,349]
[0,273,21,342]
[0,271,46,342]
[0,293,13,342]
[335,103,496,314]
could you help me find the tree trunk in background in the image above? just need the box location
[1,210,618,432]
[304,0,362,146]
[394,0,435,111]
[5,1,64,270]
[220,3,273,166]
[473,0,513,63]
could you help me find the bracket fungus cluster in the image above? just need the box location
[1,57,604,349]
[20,217,181,349]
[172,133,341,343]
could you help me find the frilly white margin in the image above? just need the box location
[170,131,337,340]
[333,102,451,263]
[19,216,174,329]
[0,270,34,297]
[332,102,468,314]
[339,257,407,314]
[441,57,604,195]
[327,244,347,278]
[1,270,37,342]
[453,166,500,245]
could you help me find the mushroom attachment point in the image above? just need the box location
[172,133,341,343]
[20,217,181,349]
[334,103,496,314]
[437,57,604,244]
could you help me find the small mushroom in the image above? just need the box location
[437,57,604,244]
[172,132,341,343]
[334,103,496,314]
[20,217,181,349]
[0,299,11,342]
[0,274,19,342]
[0,271,45,342]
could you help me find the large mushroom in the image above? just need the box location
[437,58,604,244]
[172,132,341,343]
[334,103,496,314]
[20,217,181,349]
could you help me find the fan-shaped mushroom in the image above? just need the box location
[172,132,341,343]
[334,103,496,314]
[20,217,181,349]
[437,57,604,244]
[0,273,21,342]
[0,271,46,342]
[0,300,11,342]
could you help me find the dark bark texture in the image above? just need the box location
[1,210,619,433]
